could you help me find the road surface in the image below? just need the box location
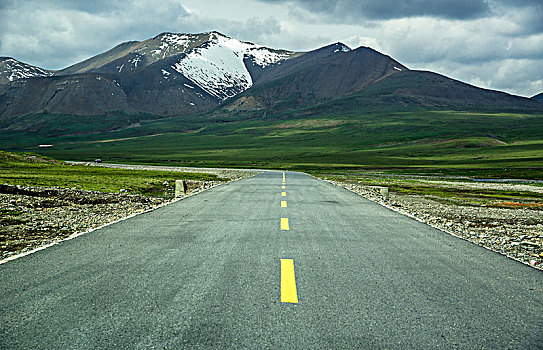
[1,171,542,349]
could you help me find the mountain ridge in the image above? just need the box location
[1,31,542,124]
[224,44,408,113]
[0,57,53,85]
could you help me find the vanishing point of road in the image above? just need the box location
[1,171,541,349]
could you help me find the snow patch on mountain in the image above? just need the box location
[127,54,143,70]
[171,32,292,100]
[0,58,52,84]
[136,33,195,61]
[247,47,291,67]
[334,44,351,53]
[161,69,171,80]
[171,35,252,100]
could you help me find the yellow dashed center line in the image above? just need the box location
[280,259,299,303]
[280,218,290,230]
[278,173,298,304]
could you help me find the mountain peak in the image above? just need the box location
[332,42,351,52]
[2,32,542,121]
[207,31,230,39]
[169,32,294,100]
[312,42,351,55]
[152,31,231,43]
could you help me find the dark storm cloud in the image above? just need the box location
[259,0,491,21]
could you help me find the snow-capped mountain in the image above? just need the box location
[1,31,539,122]
[170,32,293,100]
[57,31,295,100]
[0,32,300,117]
[0,57,53,84]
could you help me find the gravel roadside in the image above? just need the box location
[1,166,257,263]
[324,179,543,271]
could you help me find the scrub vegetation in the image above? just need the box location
[314,171,543,210]
[0,151,221,195]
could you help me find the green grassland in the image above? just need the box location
[0,151,221,195]
[1,102,543,178]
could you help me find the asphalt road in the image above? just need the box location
[1,171,542,349]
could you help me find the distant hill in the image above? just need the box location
[1,31,542,127]
[224,44,408,113]
[0,32,295,118]
[532,92,543,102]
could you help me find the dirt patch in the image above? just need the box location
[0,185,167,261]
[85,133,165,144]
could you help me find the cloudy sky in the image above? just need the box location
[1,0,542,97]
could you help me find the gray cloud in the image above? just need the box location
[377,16,543,66]
[0,0,192,68]
[488,0,543,35]
[494,0,542,7]
[180,15,283,46]
[259,0,491,21]
[1,0,128,13]
[0,0,542,97]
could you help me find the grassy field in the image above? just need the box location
[1,105,542,179]
[0,151,222,196]
[314,171,543,209]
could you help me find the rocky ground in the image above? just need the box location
[325,179,543,270]
[1,167,256,262]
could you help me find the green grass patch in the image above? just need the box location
[0,209,22,216]
[1,107,542,179]
[0,151,223,196]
